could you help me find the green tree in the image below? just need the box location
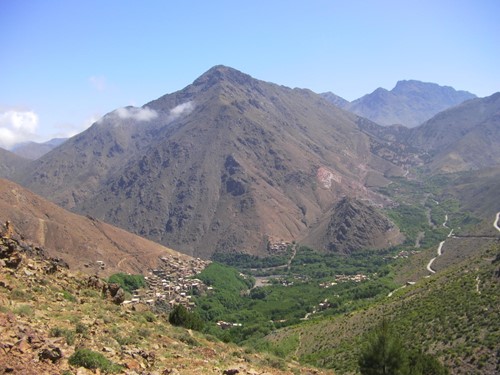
[407,351,449,375]
[359,321,448,375]
[107,273,146,293]
[168,304,204,331]
[358,320,408,375]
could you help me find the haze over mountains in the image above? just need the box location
[322,80,476,127]
[11,137,67,160]
[0,147,29,179]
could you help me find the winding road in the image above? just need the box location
[494,212,500,233]
[426,240,445,274]
[389,211,500,298]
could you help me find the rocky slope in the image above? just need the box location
[406,92,500,173]
[17,65,403,258]
[0,232,333,375]
[323,80,475,127]
[301,197,403,254]
[0,178,192,276]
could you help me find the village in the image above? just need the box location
[121,254,211,310]
[319,273,369,288]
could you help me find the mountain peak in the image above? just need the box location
[193,65,253,88]
[348,80,476,127]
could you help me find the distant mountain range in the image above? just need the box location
[407,92,500,172]
[322,80,476,127]
[11,138,67,160]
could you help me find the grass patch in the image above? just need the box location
[62,290,77,302]
[11,288,32,301]
[50,326,76,345]
[13,304,34,317]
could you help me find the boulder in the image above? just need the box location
[38,347,63,363]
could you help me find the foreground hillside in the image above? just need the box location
[0,178,191,276]
[265,237,500,374]
[0,232,332,375]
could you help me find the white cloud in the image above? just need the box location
[89,75,107,91]
[0,110,39,149]
[113,106,158,121]
[58,115,102,138]
[169,101,195,121]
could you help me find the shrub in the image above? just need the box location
[11,288,32,301]
[107,273,146,294]
[142,311,156,322]
[68,349,121,372]
[168,304,204,331]
[175,331,200,346]
[75,322,88,335]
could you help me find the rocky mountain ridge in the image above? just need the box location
[0,147,30,180]
[322,80,476,127]
[406,92,500,173]
[15,65,403,259]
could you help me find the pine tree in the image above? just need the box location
[358,320,408,375]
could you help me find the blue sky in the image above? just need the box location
[0,0,499,148]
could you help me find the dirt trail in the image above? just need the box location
[37,218,46,245]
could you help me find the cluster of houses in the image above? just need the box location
[389,250,420,259]
[122,254,210,310]
[216,320,242,329]
[267,239,292,253]
[319,273,369,288]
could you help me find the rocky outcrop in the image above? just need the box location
[302,197,404,254]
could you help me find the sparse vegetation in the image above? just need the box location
[50,326,76,345]
[68,348,121,372]
[13,304,34,317]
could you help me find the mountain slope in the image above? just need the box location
[326,80,476,128]
[408,92,500,173]
[17,65,403,258]
[319,91,350,108]
[301,197,403,253]
[0,232,332,375]
[266,239,500,374]
[0,147,30,179]
[0,178,191,276]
